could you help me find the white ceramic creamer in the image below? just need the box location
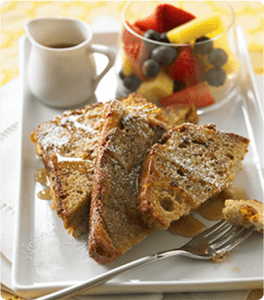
[25,17,116,108]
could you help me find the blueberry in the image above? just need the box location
[119,70,125,80]
[151,46,177,66]
[142,59,161,78]
[193,36,213,55]
[160,32,170,44]
[143,30,161,50]
[173,80,184,93]
[205,68,226,86]
[123,74,141,91]
[208,48,228,67]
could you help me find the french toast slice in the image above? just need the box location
[223,199,263,232]
[89,100,166,264]
[31,94,199,238]
[137,123,250,231]
[31,103,104,238]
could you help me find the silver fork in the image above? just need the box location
[36,220,254,300]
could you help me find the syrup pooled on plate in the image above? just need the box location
[168,215,206,237]
[197,187,248,221]
[34,168,48,185]
[37,187,52,200]
[35,168,52,200]
[168,187,248,237]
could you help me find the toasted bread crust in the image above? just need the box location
[89,100,166,264]
[32,103,104,237]
[138,123,250,230]
[31,93,199,238]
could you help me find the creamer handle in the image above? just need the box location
[89,44,116,91]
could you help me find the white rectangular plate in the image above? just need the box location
[12,27,263,298]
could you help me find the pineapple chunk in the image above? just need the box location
[137,70,174,104]
[167,12,223,44]
[121,50,134,76]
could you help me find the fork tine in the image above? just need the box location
[193,219,226,239]
[207,223,234,244]
[194,220,230,242]
[213,225,255,253]
[210,226,245,249]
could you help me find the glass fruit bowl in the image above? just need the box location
[115,1,239,114]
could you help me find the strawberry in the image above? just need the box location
[123,43,149,81]
[123,21,144,45]
[165,47,205,87]
[156,4,196,32]
[134,4,195,33]
[159,82,215,108]
[134,11,162,33]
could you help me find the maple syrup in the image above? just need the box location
[168,215,206,237]
[35,168,48,185]
[37,187,52,200]
[47,43,79,49]
[197,187,248,221]
[35,168,52,200]
[168,187,248,237]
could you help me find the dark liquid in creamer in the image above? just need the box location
[47,43,79,49]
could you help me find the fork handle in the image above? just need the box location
[35,248,188,300]
[35,255,159,300]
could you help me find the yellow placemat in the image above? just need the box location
[1,1,263,87]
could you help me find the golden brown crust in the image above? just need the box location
[137,123,250,231]
[89,100,166,264]
[31,103,104,237]
[31,93,199,238]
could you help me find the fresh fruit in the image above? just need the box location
[155,4,196,32]
[143,30,161,50]
[193,36,213,55]
[160,32,170,43]
[151,46,178,66]
[165,46,204,87]
[167,12,223,44]
[123,43,149,81]
[121,50,134,76]
[134,4,195,33]
[208,30,238,75]
[134,9,162,33]
[205,68,226,86]
[142,59,161,78]
[123,21,144,46]
[173,80,185,93]
[159,82,215,108]
[123,74,141,91]
[137,70,174,103]
[208,48,228,67]
[119,70,125,80]
[120,3,231,109]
